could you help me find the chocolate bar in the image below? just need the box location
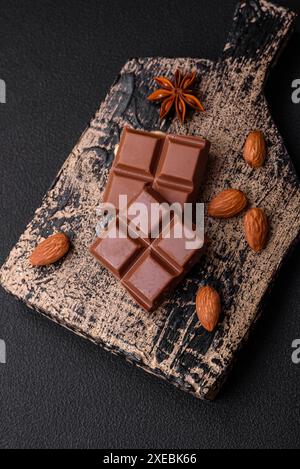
[103,127,210,209]
[91,187,205,311]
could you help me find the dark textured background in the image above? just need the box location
[0,0,299,449]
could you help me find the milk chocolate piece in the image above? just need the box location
[103,127,210,209]
[91,187,205,311]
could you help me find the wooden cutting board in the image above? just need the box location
[1,0,299,400]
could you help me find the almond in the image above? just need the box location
[244,208,268,252]
[196,286,221,332]
[30,233,70,266]
[243,131,266,168]
[208,189,248,218]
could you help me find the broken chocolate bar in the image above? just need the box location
[90,187,205,311]
[103,127,210,209]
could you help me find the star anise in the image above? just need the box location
[147,70,204,123]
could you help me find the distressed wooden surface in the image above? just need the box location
[1,0,299,399]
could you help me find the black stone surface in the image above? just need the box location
[0,0,299,450]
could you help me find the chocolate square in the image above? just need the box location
[122,250,178,311]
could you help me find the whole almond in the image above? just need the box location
[244,208,268,252]
[30,233,70,266]
[208,189,248,218]
[243,131,266,168]
[196,286,221,332]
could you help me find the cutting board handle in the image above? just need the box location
[221,0,296,87]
